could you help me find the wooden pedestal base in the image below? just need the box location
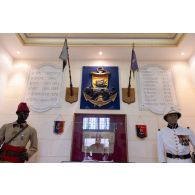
[65,87,78,103]
[122,88,135,104]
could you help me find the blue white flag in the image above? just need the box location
[131,48,139,76]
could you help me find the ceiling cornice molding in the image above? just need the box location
[17,33,185,47]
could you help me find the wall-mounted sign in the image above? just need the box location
[137,65,178,114]
[80,66,120,109]
[25,65,63,112]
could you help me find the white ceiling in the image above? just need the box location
[0,33,195,61]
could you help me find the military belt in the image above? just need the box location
[166,153,191,159]
[0,150,23,157]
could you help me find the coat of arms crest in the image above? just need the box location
[83,67,117,107]
[80,66,120,109]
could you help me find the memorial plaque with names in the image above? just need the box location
[25,65,63,112]
[137,65,178,114]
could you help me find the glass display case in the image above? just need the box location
[71,114,127,162]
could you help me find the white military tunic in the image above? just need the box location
[157,125,195,163]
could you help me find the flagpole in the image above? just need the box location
[128,43,134,97]
[128,70,131,97]
[122,43,137,104]
[66,38,73,96]
[60,38,78,103]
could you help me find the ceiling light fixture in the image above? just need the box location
[181,52,185,56]
[99,51,103,56]
[16,51,20,55]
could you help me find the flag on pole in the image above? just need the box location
[131,48,139,76]
[59,38,68,71]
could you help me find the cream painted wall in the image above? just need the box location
[1,57,195,163]
[0,47,13,105]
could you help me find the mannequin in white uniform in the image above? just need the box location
[157,110,195,163]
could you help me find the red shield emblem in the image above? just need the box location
[54,121,65,134]
[136,125,147,138]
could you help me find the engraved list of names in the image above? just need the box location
[25,65,63,112]
[137,65,178,114]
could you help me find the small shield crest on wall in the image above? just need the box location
[136,125,147,138]
[54,121,65,134]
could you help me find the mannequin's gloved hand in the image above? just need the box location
[20,152,29,162]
